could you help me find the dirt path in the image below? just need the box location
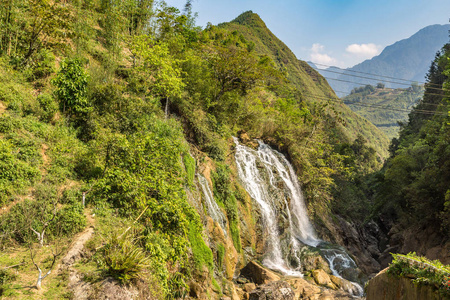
[57,211,95,299]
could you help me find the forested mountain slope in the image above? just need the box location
[220,11,390,158]
[368,43,450,267]
[342,84,425,139]
[0,1,433,299]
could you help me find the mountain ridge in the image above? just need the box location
[317,24,450,95]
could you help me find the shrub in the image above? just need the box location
[99,232,150,284]
[52,58,90,116]
[37,93,58,122]
[25,49,55,82]
[56,203,86,237]
[388,252,450,297]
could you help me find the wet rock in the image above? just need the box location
[240,261,281,284]
[311,269,337,290]
[238,130,259,149]
[248,281,295,300]
[334,216,382,274]
[301,250,332,274]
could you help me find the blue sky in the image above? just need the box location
[163,0,450,68]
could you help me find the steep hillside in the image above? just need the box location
[368,43,450,269]
[321,24,450,94]
[219,11,390,158]
[0,3,396,299]
[342,84,425,139]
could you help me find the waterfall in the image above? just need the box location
[197,174,228,235]
[321,248,364,296]
[233,137,320,275]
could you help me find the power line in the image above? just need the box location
[323,76,447,93]
[310,61,443,88]
[302,92,448,116]
[333,90,445,107]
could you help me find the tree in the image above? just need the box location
[29,244,62,290]
[130,35,184,116]
[376,82,385,89]
[52,58,90,117]
[30,203,57,248]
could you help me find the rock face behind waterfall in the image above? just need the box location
[186,137,367,299]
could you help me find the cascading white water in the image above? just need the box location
[321,248,364,296]
[197,174,228,235]
[234,137,320,275]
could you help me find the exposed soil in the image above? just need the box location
[0,101,6,115]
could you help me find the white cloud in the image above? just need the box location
[311,43,324,53]
[309,43,338,67]
[311,52,336,65]
[345,43,381,58]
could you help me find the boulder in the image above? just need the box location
[311,269,337,290]
[301,251,332,274]
[244,282,256,292]
[286,278,321,299]
[240,261,281,284]
[329,275,342,288]
[248,281,295,300]
[238,130,259,149]
[366,268,443,300]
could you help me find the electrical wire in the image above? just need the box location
[301,92,448,116]
[309,61,443,88]
[323,75,447,93]
[333,90,445,107]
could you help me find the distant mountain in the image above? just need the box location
[317,24,450,95]
[342,84,424,140]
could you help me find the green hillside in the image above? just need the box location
[0,3,398,299]
[343,84,425,139]
[368,43,450,259]
[220,11,390,158]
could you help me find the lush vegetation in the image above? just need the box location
[388,252,450,297]
[369,44,450,239]
[1,0,444,298]
[343,84,424,139]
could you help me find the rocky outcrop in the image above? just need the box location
[237,130,259,149]
[311,269,337,290]
[248,281,295,300]
[379,224,450,269]
[332,216,384,275]
[366,268,444,300]
[240,261,281,284]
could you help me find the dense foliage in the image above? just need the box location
[343,84,425,139]
[1,0,442,297]
[388,253,450,297]
[370,44,450,238]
